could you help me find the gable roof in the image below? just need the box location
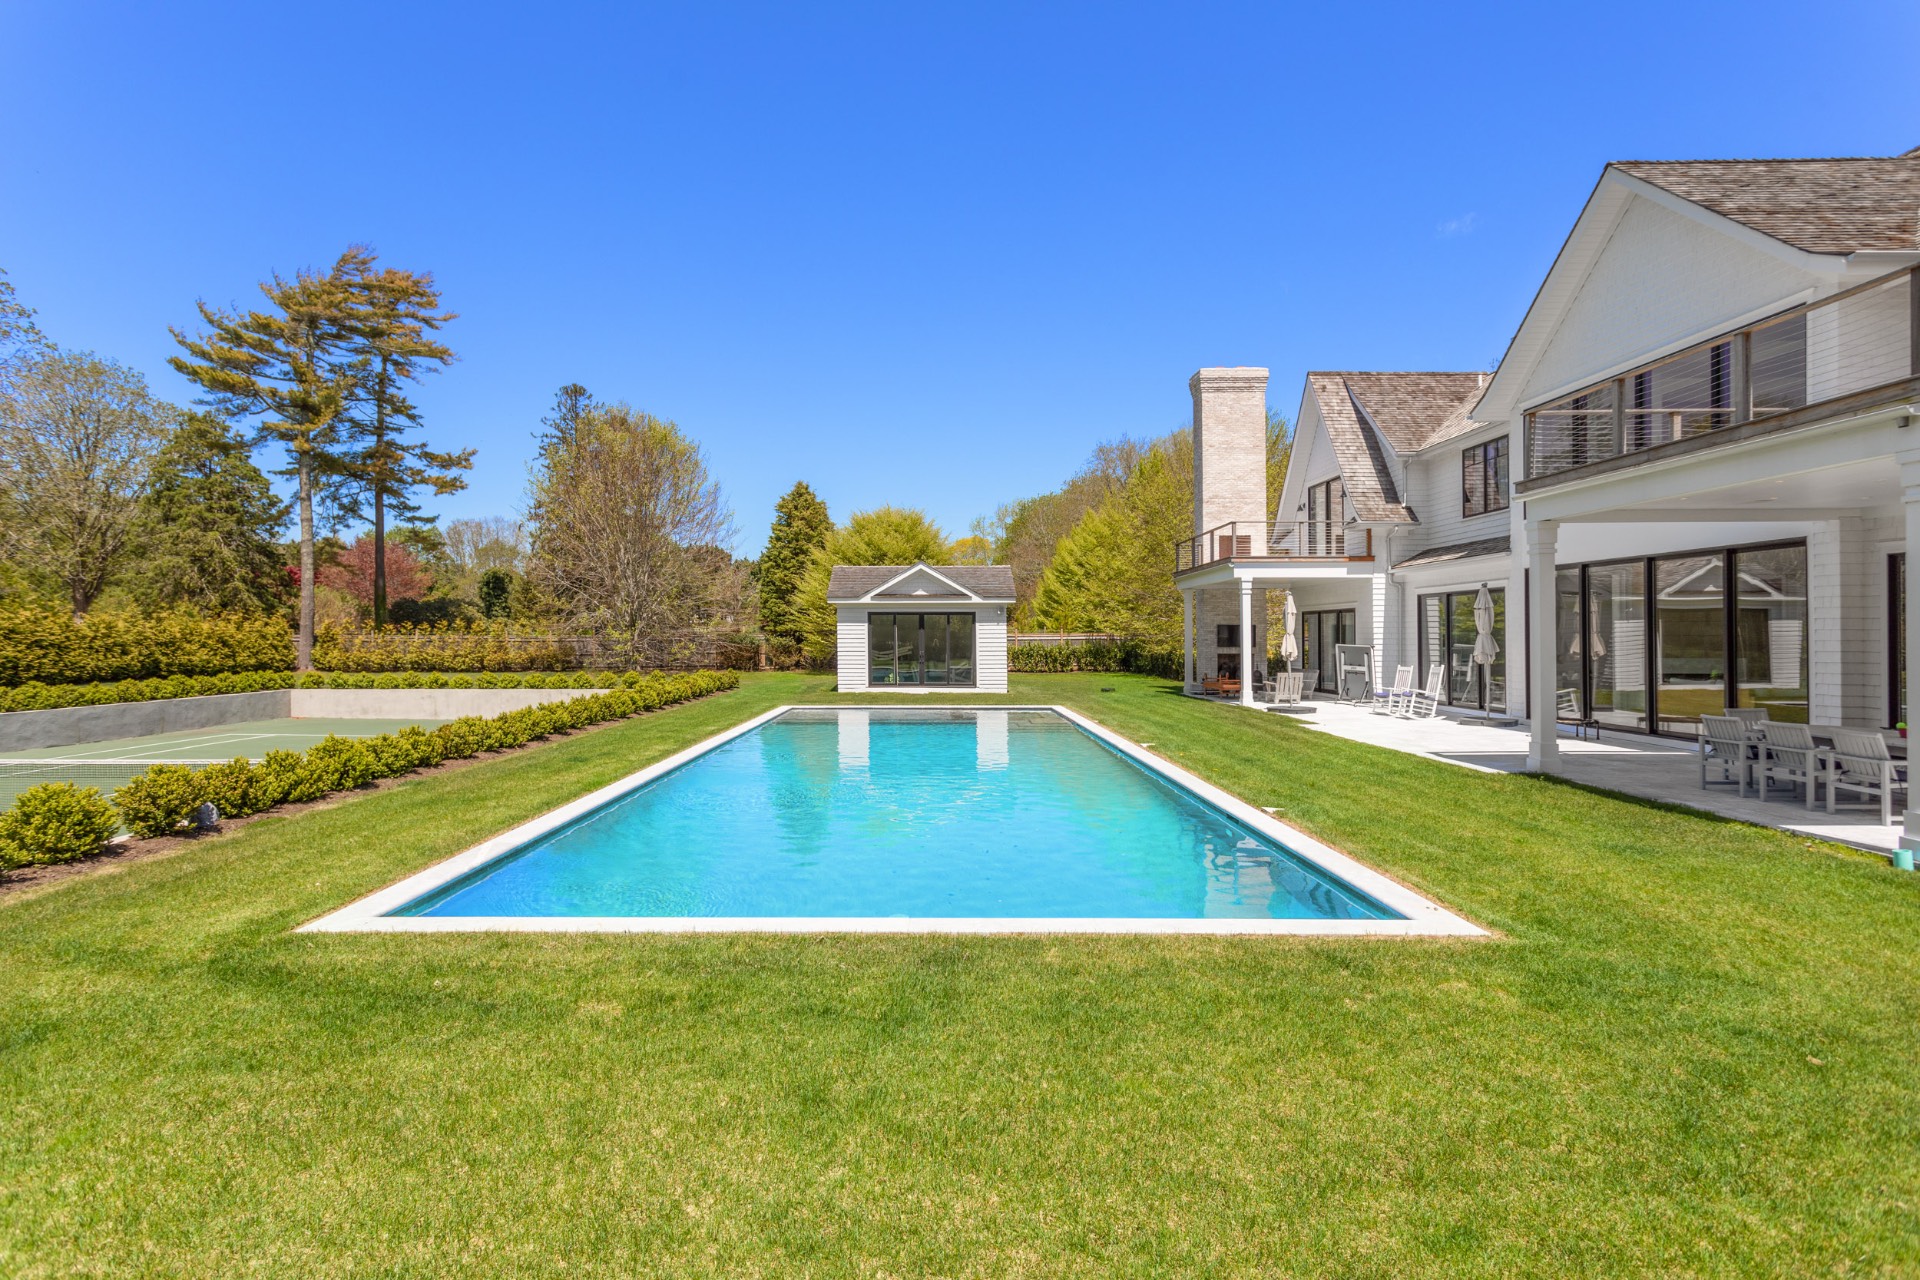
[1611,154,1920,254]
[825,563,1016,604]
[1305,372,1489,524]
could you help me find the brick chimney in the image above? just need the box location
[1190,367,1270,540]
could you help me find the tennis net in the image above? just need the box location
[0,758,224,809]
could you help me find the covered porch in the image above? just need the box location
[1282,696,1905,855]
[1516,398,1920,863]
[1173,552,1379,710]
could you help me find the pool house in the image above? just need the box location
[828,564,1015,693]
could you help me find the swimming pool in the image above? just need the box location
[304,706,1481,935]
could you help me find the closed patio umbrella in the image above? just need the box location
[1279,591,1300,673]
[1472,584,1499,710]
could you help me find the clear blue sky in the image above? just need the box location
[4,1,1915,553]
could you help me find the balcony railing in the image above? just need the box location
[1526,267,1918,481]
[1173,520,1370,572]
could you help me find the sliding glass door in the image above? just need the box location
[1554,540,1807,736]
[868,613,975,686]
[1416,589,1506,710]
[1299,609,1355,693]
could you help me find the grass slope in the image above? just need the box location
[1,673,1916,1277]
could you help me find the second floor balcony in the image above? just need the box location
[1174,520,1373,573]
[1525,267,1918,484]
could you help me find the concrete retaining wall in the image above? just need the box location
[0,690,295,753]
[287,688,599,720]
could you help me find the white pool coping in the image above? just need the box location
[298,705,1486,937]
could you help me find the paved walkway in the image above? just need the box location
[1246,696,1901,855]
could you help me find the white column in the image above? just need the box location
[1182,588,1196,691]
[1239,578,1256,708]
[1527,519,1560,772]
[1899,457,1920,869]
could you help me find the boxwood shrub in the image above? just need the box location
[0,783,122,867]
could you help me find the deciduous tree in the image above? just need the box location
[526,402,738,650]
[0,349,176,616]
[795,506,952,662]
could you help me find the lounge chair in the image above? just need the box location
[1268,671,1305,708]
[1756,721,1825,810]
[1398,664,1446,719]
[1824,729,1907,825]
[1698,714,1755,797]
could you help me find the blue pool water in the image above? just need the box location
[394,709,1399,920]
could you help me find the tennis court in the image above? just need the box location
[0,717,447,808]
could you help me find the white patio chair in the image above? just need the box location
[1698,714,1754,797]
[1721,707,1770,727]
[1398,664,1446,719]
[1824,729,1907,826]
[1373,664,1414,716]
[1556,688,1598,741]
[1756,721,1825,810]
[1269,670,1305,708]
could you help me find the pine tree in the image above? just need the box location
[135,413,290,613]
[756,481,832,642]
[333,251,470,625]
[170,255,360,669]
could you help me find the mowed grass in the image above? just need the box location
[2,673,1917,1277]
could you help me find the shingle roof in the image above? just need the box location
[1393,535,1512,570]
[1611,154,1920,254]
[1306,372,1489,524]
[825,564,1016,603]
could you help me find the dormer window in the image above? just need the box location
[1463,437,1509,517]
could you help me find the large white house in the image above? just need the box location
[1177,145,1920,853]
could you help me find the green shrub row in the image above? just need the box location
[314,622,579,672]
[0,609,295,687]
[0,670,740,866]
[0,669,669,713]
[1008,640,1182,680]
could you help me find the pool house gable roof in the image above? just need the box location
[826,563,1017,605]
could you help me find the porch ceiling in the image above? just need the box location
[1560,455,1897,522]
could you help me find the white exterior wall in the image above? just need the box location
[1520,194,1820,405]
[833,604,1009,693]
[1402,424,1513,555]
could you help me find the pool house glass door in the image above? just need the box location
[868,612,976,686]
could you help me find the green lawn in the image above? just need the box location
[2,673,1916,1277]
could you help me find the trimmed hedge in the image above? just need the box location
[314,622,576,673]
[1008,640,1182,680]
[92,669,739,842]
[0,609,294,687]
[0,783,121,868]
[0,669,674,714]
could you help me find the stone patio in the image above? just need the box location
[1246,695,1901,855]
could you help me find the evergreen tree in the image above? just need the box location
[755,481,831,642]
[794,506,952,662]
[1031,434,1193,646]
[170,254,361,669]
[477,567,513,619]
[135,413,290,613]
[332,251,470,624]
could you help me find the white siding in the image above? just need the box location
[1521,194,1819,406]
[976,607,1010,693]
[836,608,869,691]
[1400,426,1513,556]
